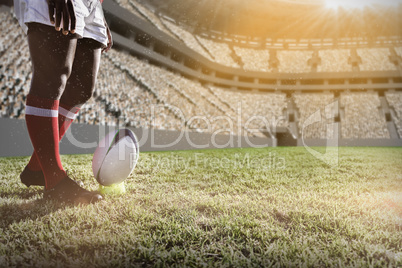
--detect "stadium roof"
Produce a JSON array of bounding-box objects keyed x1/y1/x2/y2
[{"x1": 143, "y1": 0, "x2": 402, "y2": 39}]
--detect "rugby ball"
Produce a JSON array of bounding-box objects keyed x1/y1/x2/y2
[{"x1": 92, "y1": 129, "x2": 139, "y2": 186}]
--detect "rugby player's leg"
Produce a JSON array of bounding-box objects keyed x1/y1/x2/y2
[
  {"x1": 24, "y1": 23, "x2": 76, "y2": 189},
  {"x1": 59, "y1": 38, "x2": 102, "y2": 131},
  {"x1": 22, "y1": 38, "x2": 102, "y2": 187}
]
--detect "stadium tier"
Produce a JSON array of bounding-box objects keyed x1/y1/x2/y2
[
  {"x1": 277, "y1": 50, "x2": 312, "y2": 73},
  {"x1": 340, "y1": 92, "x2": 390, "y2": 139},
  {"x1": 1, "y1": 2, "x2": 402, "y2": 142},
  {"x1": 357, "y1": 48, "x2": 398, "y2": 72},
  {"x1": 196, "y1": 36, "x2": 240, "y2": 68},
  {"x1": 111, "y1": 0, "x2": 401, "y2": 74},
  {"x1": 114, "y1": 0, "x2": 179, "y2": 41},
  {"x1": 233, "y1": 47, "x2": 272, "y2": 72},
  {"x1": 0, "y1": 11, "x2": 30, "y2": 120},
  {"x1": 385, "y1": 92, "x2": 402, "y2": 138},
  {"x1": 293, "y1": 93, "x2": 336, "y2": 139}
]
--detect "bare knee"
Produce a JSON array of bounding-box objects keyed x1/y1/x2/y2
[
  {"x1": 60, "y1": 39, "x2": 102, "y2": 106},
  {"x1": 30, "y1": 65, "x2": 73, "y2": 99}
]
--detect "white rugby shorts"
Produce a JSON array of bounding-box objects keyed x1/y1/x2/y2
[{"x1": 14, "y1": 0, "x2": 108, "y2": 46}]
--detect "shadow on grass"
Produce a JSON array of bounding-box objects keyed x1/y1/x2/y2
[
  {"x1": 0, "y1": 187, "x2": 42, "y2": 200},
  {"x1": 0, "y1": 189, "x2": 72, "y2": 228}
]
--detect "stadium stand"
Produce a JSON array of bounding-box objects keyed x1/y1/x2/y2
[
  {"x1": 293, "y1": 93, "x2": 335, "y2": 139},
  {"x1": 160, "y1": 18, "x2": 213, "y2": 60},
  {"x1": 0, "y1": 11, "x2": 30, "y2": 120},
  {"x1": 385, "y1": 92, "x2": 402, "y2": 138},
  {"x1": 125, "y1": 0, "x2": 178, "y2": 39},
  {"x1": 356, "y1": 48, "x2": 397, "y2": 71},
  {"x1": 317, "y1": 49, "x2": 352, "y2": 72},
  {"x1": 277, "y1": 50, "x2": 312, "y2": 73},
  {"x1": 112, "y1": 0, "x2": 402, "y2": 74},
  {"x1": 233, "y1": 47, "x2": 272, "y2": 72},
  {"x1": 1, "y1": 5, "x2": 401, "y2": 144},
  {"x1": 113, "y1": 0, "x2": 145, "y2": 21},
  {"x1": 102, "y1": 50, "x2": 186, "y2": 129},
  {"x1": 81, "y1": 54, "x2": 183, "y2": 129},
  {"x1": 103, "y1": 49, "x2": 255, "y2": 136},
  {"x1": 113, "y1": 0, "x2": 180, "y2": 40},
  {"x1": 196, "y1": 36, "x2": 240, "y2": 68},
  {"x1": 394, "y1": 46, "x2": 402, "y2": 58},
  {"x1": 340, "y1": 92, "x2": 390, "y2": 139},
  {"x1": 210, "y1": 86, "x2": 287, "y2": 137}
]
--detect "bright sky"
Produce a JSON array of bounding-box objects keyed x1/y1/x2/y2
[{"x1": 325, "y1": 0, "x2": 402, "y2": 9}]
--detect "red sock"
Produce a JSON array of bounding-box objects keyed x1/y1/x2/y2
[
  {"x1": 58, "y1": 103, "x2": 81, "y2": 139},
  {"x1": 26, "y1": 103, "x2": 80, "y2": 172},
  {"x1": 25, "y1": 94, "x2": 67, "y2": 189}
]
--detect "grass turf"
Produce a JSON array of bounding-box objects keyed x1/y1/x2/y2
[{"x1": 0, "y1": 147, "x2": 401, "y2": 267}]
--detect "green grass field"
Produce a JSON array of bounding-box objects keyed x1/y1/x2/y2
[{"x1": 0, "y1": 147, "x2": 401, "y2": 267}]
